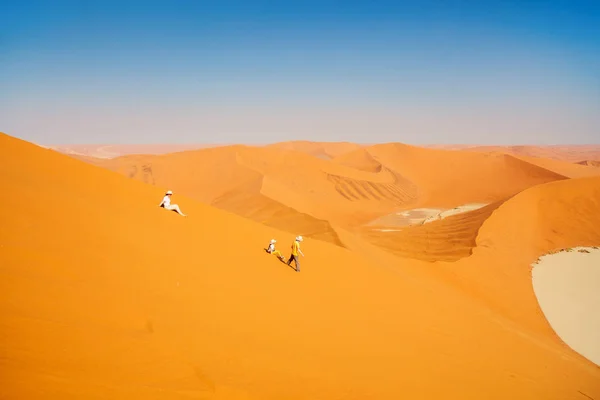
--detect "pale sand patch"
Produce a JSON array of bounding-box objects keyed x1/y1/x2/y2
[
  {"x1": 422, "y1": 203, "x2": 488, "y2": 224},
  {"x1": 532, "y1": 246, "x2": 600, "y2": 366},
  {"x1": 366, "y1": 204, "x2": 488, "y2": 228}
]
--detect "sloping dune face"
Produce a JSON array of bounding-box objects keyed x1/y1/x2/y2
[
  {"x1": 463, "y1": 145, "x2": 600, "y2": 163},
  {"x1": 352, "y1": 143, "x2": 570, "y2": 207},
  {"x1": 508, "y1": 155, "x2": 600, "y2": 178},
  {"x1": 265, "y1": 140, "x2": 363, "y2": 160},
  {"x1": 359, "y1": 201, "x2": 503, "y2": 262},
  {"x1": 2, "y1": 132, "x2": 600, "y2": 399},
  {"x1": 576, "y1": 160, "x2": 600, "y2": 167},
  {"x1": 331, "y1": 148, "x2": 383, "y2": 172},
  {"x1": 438, "y1": 176, "x2": 600, "y2": 338},
  {"x1": 50, "y1": 144, "x2": 218, "y2": 158}
]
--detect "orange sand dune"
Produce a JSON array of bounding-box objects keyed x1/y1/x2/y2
[
  {"x1": 359, "y1": 201, "x2": 503, "y2": 262},
  {"x1": 265, "y1": 140, "x2": 364, "y2": 159},
  {"x1": 433, "y1": 176, "x2": 600, "y2": 338},
  {"x1": 462, "y1": 145, "x2": 600, "y2": 163},
  {"x1": 338, "y1": 143, "x2": 569, "y2": 207},
  {"x1": 576, "y1": 160, "x2": 600, "y2": 167},
  {"x1": 2, "y1": 132, "x2": 600, "y2": 399},
  {"x1": 332, "y1": 147, "x2": 383, "y2": 172},
  {"x1": 502, "y1": 154, "x2": 600, "y2": 179},
  {"x1": 74, "y1": 142, "x2": 579, "y2": 237},
  {"x1": 50, "y1": 143, "x2": 225, "y2": 158},
  {"x1": 73, "y1": 145, "x2": 419, "y2": 232}
]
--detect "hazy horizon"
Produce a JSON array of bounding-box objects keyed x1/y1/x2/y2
[{"x1": 3, "y1": 0, "x2": 599, "y2": 145}]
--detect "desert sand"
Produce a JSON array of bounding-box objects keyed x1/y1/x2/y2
[
  {"x1": 424, "y1": 144, "x2": 600, "y2": 163},
  {"x1": 2, "y1": 131, "x2": 600, "y2": 399},
  {"x1": 532, "y1": 247, "x2": 600, "y2": 367},
  {"x1": 49, "y1": 144, "x2": 228, "y2": 158}
]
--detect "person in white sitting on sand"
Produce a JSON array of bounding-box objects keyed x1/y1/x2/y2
[{"x1": 159, "y1": 190, "x2": 186, "y2": 216}]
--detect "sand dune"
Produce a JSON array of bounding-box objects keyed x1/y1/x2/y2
[
  {"x1": 265, "y1": 140, "x2": 364, "y2": 160},
  {"x1": 432, "y1": 176, "x2": 600, "y2": 341},
  {"x1": 49, "y1": 143, "x2": 225, "y2": 158},
  {"x1": 2, "y1": 132, "x2": 600, "y2": 399},
  {"x1": 359, "y1": 201, "x2": 503, "y2": 262},
  {"x1": 576, "y1": 160, "x2": 600, "y2": 167},
  {"x1": 71, "y1": 142, "x2": 580, "y2": 240},
  {"x1": 331, "y1": 148, "x2": 383, "y2": 172},
  {"x1": 532, "y1": 247, "x2": 600, "y2": 366},
  {"x1": 506, "y1": 154, "x2": 600, "y2": 178},
  {"x1": 434, "y1": 145, "x2": 600, "y2": 163},
  {"x1": 337, "y1": 143, "x2": 570, "y2": 207}
]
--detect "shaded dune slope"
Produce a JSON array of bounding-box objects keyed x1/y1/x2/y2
[
  {"x1": 1, "y1": 133, "x2": 600, "y2": 399},
  {"x1": 576, "y1": 160, "x2": 600, "y2": 167},
  {"x1": 360, "y1": 201, "x2": 503, "y2": 262},
  {"x1": 211, "y1": 176, "x2": 345, "y2": 247}
]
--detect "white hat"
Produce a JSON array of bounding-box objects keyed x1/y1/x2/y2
[
  {"x1": 166, "y1": 190, "x2": 173, "y2": 195},
  {"x1": 296, "y1": 236, "x2": 303, "y2": 241},
  {"x1": 270, "y1": 239, "x2": 276, "y2": 244}
]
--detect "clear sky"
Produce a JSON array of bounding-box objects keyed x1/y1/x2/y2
[{"x1": 2, "y1": 0, "x2": 599, "y2": 145}]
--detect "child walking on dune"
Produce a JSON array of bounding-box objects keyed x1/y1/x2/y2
[
  {"x1": 159, "y1": 190, "x2": 186, "y2": 216},
  {"x1": 266, "y1": 239, "x2": 286, "y2": 262}
]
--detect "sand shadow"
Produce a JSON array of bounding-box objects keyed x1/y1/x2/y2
[{"x1": 264, "y1": 248, "x2": 297, "y2": 271}]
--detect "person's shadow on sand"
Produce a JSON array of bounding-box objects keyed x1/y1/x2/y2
[{"x1": 263, "y1": 248, "x2": 296, "y2": 271}]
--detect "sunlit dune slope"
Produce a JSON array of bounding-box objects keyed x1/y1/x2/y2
[
  {"x1": 436, "y1": 176, "x2": 600, "y2": 338},
  {"x1": 265, "y1": 140, "x2": 363, "y2": 159},
  {"x1": 359, "y1": 201, "x2": 503, "y2": 262},
  {"x1": 332, "y1": 147, "x2": 383, "y2": 172},
  {"x1": 474, "y1": 176, "x2": 600, "y2": 260},
  {"x1": 340, "y1": 143, "x2": 570, "y2": 207},
  {"x1": 507, "y1": 154, "x2": 600, "y2": 178},
  {"x1": 2, "y1": 132, "x2": 600, "y2": 398},
  {"x1": 463, "y1": 145, "x2": 600, "y2": 163},
  {"x1": 50, "y1": 143, "x2": 219, "y2": 158}
]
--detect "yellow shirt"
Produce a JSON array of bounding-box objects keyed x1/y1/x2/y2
[{"x1": 291, "y1": 240, "x2": 300, "y2": 256}]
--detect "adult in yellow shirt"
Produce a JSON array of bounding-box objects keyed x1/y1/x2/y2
[{"x1": 287, "y1": 236, "x2": 304, "y2": 272}]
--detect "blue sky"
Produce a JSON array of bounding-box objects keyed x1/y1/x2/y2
[{"x1": 2, "y1": 0, "x2": 599, "y2": 144}]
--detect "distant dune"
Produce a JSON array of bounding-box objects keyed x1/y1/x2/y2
[
  {"x1": 66, "y1": 141, "x2": 600, "y2": 252},
  {"x1": 431, "y1": 144, "x2": 600, "y2": 163},
  {"x1": 264, "y1": 140, "x2": 364, "y2": 160},
  {"x1": 2, "y1": 131, "x2": 600, "y2": 399},
  {"x1": 49, "y1": 143, "x2": 229, "y2": 158},
  {"x1": 576, "y1": 160, "x2": 600, "y2": 167}
]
